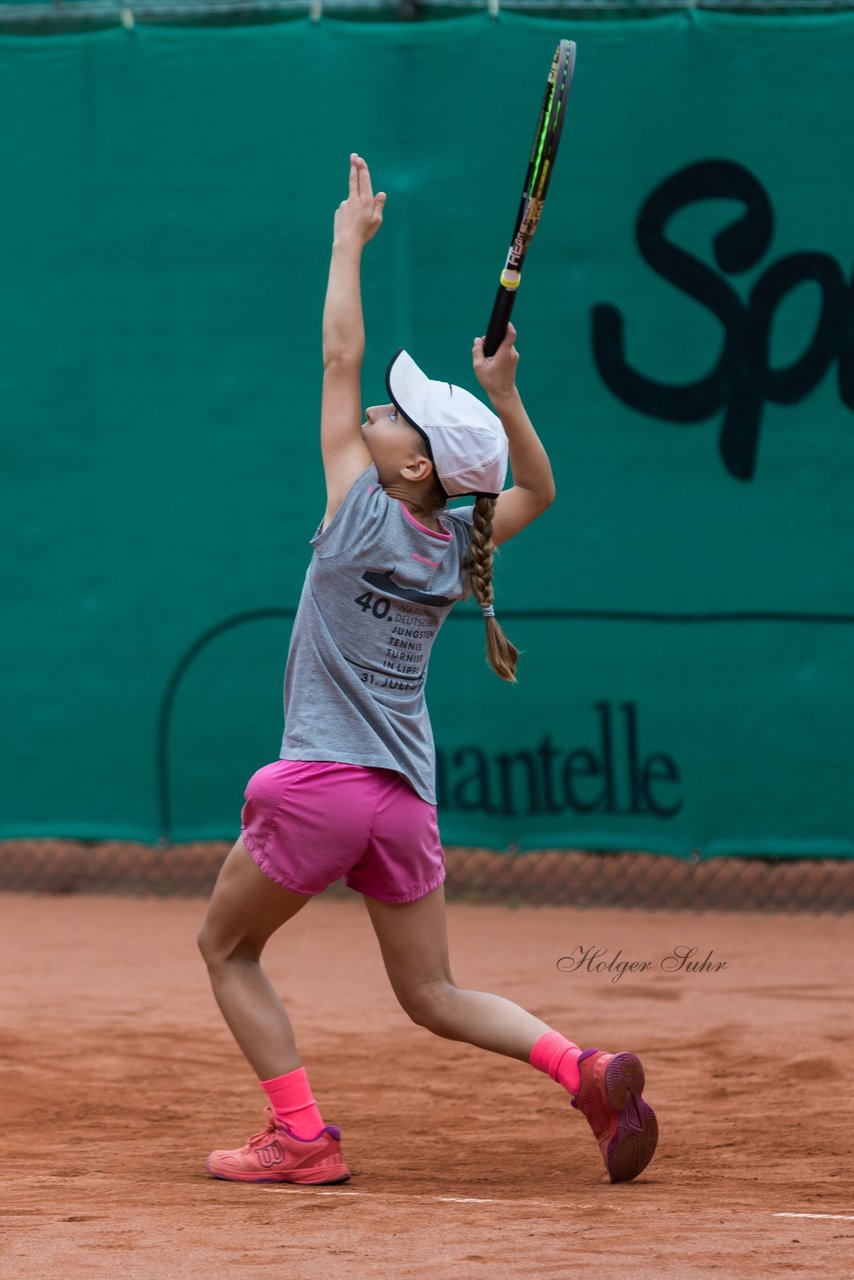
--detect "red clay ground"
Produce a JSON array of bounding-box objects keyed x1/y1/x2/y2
[{"x1": 2, "y1": 892, "x2": 853, "y2": 1279}]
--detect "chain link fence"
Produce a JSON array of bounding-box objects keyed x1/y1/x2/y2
[
  {"x1": 2, "y1": 839, "x2": 852, "y2": 911},
  {"x1": 1, "y1": 0, "x2": 851, "y2": 37}
]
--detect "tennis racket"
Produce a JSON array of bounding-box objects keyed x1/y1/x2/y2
[{"x1": 483, "y1": 39, "x2": 575, "y2": 356}]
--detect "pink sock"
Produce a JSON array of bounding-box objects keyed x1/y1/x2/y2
[
  {"x1": 262, "y1": 1067, "x2": 326, "y2": 1139},
  {"x1": 530, "y1": 1031, "x2": 583, "y2": 1097}
]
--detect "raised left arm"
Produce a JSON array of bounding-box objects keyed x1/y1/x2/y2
[{"x1": 320, "y1": 154, "x2": 386, "y2": 527}]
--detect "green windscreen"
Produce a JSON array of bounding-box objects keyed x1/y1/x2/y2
[{"x1": 2, "y1": 11, "x2": 852, "y2": 857}]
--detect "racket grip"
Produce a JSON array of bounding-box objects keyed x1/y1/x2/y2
[{"x1": 483, "y1": 285, "x2": 517, "y2": 357}]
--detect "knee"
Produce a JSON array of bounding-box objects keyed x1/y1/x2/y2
[
  {"x1": 401, "y1": 980, "x2": 458, "y2": 1034},
  {"x1": 197, "y1": 922, "x2": 259, "y2": 970},
  {"x1": 197, "y1": 922, "x2": 221, "y2": 969}
]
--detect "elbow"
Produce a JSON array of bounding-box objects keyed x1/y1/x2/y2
[
  {"x1": 539, "y1": 481, "x2": 556, "y2": 510},
  {"x1": 516, "y1": 481, "x2": 555, "y2": 514},
  {"x1": 323, "y1": 349, "x2": 363, "y2": 373}
]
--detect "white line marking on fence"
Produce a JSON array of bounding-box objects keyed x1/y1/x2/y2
[{"x1": 774, "y1": 1212, "x2": 854, "y2": 1222}]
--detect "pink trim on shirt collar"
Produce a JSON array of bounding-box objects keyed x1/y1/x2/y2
[{"x1": 397, "y1": 500, "x2": 452, "y2": 542}]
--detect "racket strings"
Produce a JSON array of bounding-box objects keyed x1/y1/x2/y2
[
  {"x1": 518, "y1": 41, "x2": 572, "y2": 245},
  {"x1": 486, "y1": 38, "x2": 574, "y2": 348}
]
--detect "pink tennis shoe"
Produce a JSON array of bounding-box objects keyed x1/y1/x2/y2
[
  {"x1": 206, "y1": 1107, "x2": 351, "y2": 1185},
  {"x1": 571, "y1": 1048, "x2": 658, "y2": 1183}
]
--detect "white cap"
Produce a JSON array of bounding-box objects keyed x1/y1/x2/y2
[{"x1": 386, "y1": 348, "x2": 509, "y2": 499}]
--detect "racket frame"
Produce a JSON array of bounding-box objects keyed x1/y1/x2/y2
[{"x1": 483, "y1": 39, "x2": 575, "y2": 357}]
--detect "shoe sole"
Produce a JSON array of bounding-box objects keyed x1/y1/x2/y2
[
  {"x1": 205, "y1": 1159, "x2": 351, "y2": 1185},
  {"x1": 601, "y1": 1052, "x2": 659, "y2": 1184}
]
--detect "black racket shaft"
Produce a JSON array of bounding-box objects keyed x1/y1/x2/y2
[{"x1": 484, "y1": 285, "x2": 519, "y2": 359}]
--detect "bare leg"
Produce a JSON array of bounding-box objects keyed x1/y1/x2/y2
[
  {"x1": 363, "y1": 885, "x2": 556, "y2": 1062},
  {"x1": 197, "y1": 837, "x2": 313, "y2": 1081},
  {"x1": 363, "y1": 884, "x2": 661, "y2": 1185}
]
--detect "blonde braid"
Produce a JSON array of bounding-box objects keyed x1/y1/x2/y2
[{"x1": 469, "y1": 496, "x2": 520, "y2": 683}]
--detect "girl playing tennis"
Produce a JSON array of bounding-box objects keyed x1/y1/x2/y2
[{"x1": 198, "y1": 154, "x2": 658, "y2": 1187}]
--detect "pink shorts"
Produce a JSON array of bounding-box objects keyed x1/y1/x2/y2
[{"x1": 239, "y1": 759, "x2": 445, "y2": 904}]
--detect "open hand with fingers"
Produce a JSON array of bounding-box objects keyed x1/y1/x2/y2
[{"x1": 334, "y1": 153, "x2": 387, "y2": 249}]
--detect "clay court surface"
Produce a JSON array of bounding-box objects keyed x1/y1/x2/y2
[{"x1": 2, "y1": 887, "x2": 853, "y2": 1279}]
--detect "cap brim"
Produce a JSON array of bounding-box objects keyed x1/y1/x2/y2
[
  {"x1": 385, "y1": 348, "x2": 447, "y2": 495},
  {"x1": 385, "y1": 348, "x2": 428, "y2": 433}
]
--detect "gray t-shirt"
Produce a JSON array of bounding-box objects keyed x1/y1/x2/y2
[{"x1": 279, "y1": 464, "x2": 475, "y2": 803}]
